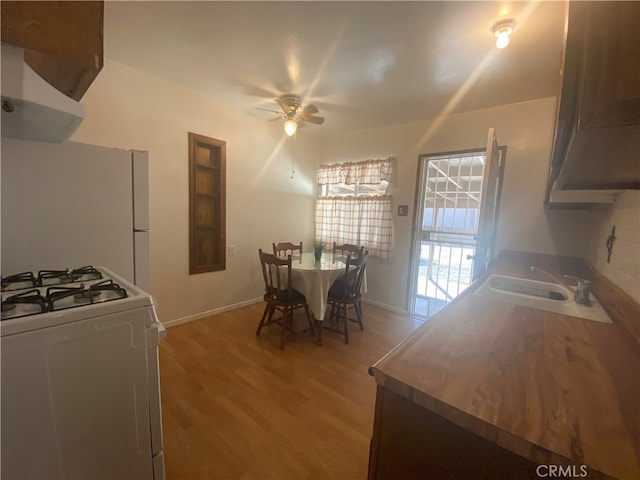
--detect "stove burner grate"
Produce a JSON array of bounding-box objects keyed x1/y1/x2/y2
[
  {"x1": 71, "y1": 266, "x2": 103, "y2": 282},
  {"x1": 1, "y1": 303, "x2": 16, "y2": 313},
  {"x1": 89, "y1": 279, "x2": 128, "y2": 299},
  {"x1": 38, "y1": 269, "x2": 74, "y2": 287},
  {"x1": 2, "y1": 266, "x2": 103, "y2": 291},
  {"x1": 1, "y1": 272, "x2": 37, "y2": 292},
  {"x1": 47, "y1": 285, "x2": 86, "y2": 311},
  {"x1": 1, "y1": 289, "x2": 48, "y2": 320},
  {"x1": 48, "y1": 280, "x2": 127, "y2": 312},
  {"x1": 1, "y1": 268, "x2": 130, "y2": 320},
  {"x1": 73, "y1": 289, "x2": 103, "y2": 303}
]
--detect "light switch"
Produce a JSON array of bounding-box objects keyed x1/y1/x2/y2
[
  {"x1": 228, "y1": 245, "x2": 236, "y2": 256},
  {"x1": 397, "y1": 205, "x2": 409, "y2": 216}
]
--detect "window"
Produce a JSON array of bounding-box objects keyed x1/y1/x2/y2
[
  {"x1": 315, "y1": 158, "x2": 394, "y2": 259},
  {"x1": 321, "y1": 180, "x2": 389, "y2": 197},
  {"x1": 189, "y1": 132, "x2": 226, "y2": 274}
]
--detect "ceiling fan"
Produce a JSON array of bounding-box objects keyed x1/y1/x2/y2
[{"x1": 258, "y1": 94, "x2": 325, "y2": 136}]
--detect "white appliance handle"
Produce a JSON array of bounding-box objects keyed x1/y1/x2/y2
[
  {"x1": 147, "y1": 321, "x2": 166, "y2": 347},
  {"x1": 146, "y1": 310, "x2": 165, "y2": 467}
]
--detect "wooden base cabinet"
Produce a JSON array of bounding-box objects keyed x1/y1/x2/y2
[{"x1": 367, "y1": 386, "x2": 537, "y2": 480}]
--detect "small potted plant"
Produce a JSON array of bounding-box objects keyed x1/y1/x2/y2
[{"x1": 314, "y1": 240, "x2": 326, "y2": 262}]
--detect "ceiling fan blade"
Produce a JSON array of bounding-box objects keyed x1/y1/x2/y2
[
  {"x1": 302, "y1": 115, "x2": 325, "y2": 125},
  {"x1": 256, "y1": 107, "x2": 283, "y2": 114},
  {"x1": 302, "y1": 104, "x2": 319, "y2": 115}
]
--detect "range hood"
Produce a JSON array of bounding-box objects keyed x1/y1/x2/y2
[{"x1": 1, "y1": 43, "x2": 85, "y2": 143}]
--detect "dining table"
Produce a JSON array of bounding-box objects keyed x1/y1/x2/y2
[{"x1": 289, "y1": 252, "x2": 348, "y2": 345}]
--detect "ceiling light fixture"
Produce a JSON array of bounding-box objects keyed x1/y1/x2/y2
[
  {"x1": 284, "y1": 118, "x2": 297, "y2": 136},
  {"x1": 493, "y1": 20, "x2": 514, "y2": 49}
]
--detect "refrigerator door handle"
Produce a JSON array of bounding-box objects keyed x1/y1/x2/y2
[
  {"x1": 131, "y1": 150, "x2": 150, "y2": 231},
  {"x1": 134, "y1": 231, "x2": 150, "y2": 292}
]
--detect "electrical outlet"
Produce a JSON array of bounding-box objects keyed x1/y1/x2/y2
[{"x1": 228, "y1": 245, "x2": 236, "y2": 256}]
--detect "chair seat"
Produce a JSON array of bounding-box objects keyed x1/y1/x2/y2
[
  {"x1": 264, "y1": 288, "x2": 307, "y2": 304},
  {"x1": 328, "y1": 283, "x2": 359, "y2": 301}
]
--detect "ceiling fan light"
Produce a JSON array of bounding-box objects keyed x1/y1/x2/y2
[
  {"x1": 493, "y1": 21, "x2": 513, "y2": 49},
  {"x1": 495, "y1": 31, "x2": 510, "y2": 49},
  {"x1": 284, "y1": 119, "x2": 297, "y2": 136}
]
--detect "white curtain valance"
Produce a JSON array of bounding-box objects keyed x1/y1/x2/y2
[{"x1": 317, "y1": 157, "x2": 395, "y2": 185}]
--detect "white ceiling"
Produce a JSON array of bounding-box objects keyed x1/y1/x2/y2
[{"x1": 104, "y1": 1, "x2": 566, "y2": 137}]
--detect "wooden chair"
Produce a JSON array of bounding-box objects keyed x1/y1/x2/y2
[
  {"x1": 273, "y1": 241, "x2": 303, "y2": 258},
  {"x1": 332, "y1": 242, "x2": 365, "y2": 258},
  {"x1": 326, "y1": 252, "x2": 368, "y2": 344},
  {"x1": 257, "y1": 248, "x2": 316, "y2": 349}
]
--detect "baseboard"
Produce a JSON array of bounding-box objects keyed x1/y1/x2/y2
[
  {"x1": 163, "y1": 297, "x2": 263, "y2": 328},
  {"x1": 164, "y1": 297, "x2": 409, "y2": 328},
  {"x1": 361, "y1": 298, "x2": 408, "y2": 315}
]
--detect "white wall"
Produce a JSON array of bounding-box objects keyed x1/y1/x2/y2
[
  {"x1": 72, "y1": 59, "x2": 319, "y2": 324},
  {"x1": 70, "y1": 66, "x2": 607, "y2": 320},
  {"x1": 320, "y1": 97, "x2": 594, "y2": 312},
  {"x1": 586, "y1": 191, "x2": 640, "y2": 303}
]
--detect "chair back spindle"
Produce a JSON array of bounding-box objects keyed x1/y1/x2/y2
[
  {"x1": 273, "y1": 241, "x2": 303, "y2": 258},
  {"x1": 332, "y1": 242, "x2": 365, "y2": 259}
]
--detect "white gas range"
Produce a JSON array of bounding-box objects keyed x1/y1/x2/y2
[{"x1": 1, "y1": 265, "x2": 166, "y2": 479}]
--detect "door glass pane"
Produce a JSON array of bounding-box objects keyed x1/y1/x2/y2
[
  {"x1": 415, "y1": 240, "x2": 475, "y2": 318},
  {"x1": 423, "y1": 154, "x2": 485, "y2": 235},
  {"x1": 413, "y1": 151, "x2": 485, "y2": 319}
]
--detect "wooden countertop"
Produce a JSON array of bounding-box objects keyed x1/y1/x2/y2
[{"x1": 369, "y1": 251, "x2": 640, "y2": 479}]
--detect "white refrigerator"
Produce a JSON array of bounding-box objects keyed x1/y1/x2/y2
[{"x1": 1, "y1": 137, "x2": 150, "y2": 291}]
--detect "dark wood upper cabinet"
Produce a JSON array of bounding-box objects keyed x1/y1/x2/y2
[
  {"x1": 1, "y1": 1, "x2": 104, "y2": 100},
  {"x1": 547, "y1": 1, "x2": 640, "y2": 202},
  {"x1": 577, "y1": 2, "x2": 640, "y2": 130},
  {"x1": 189, "y1": 133, "x2": 226, "y2": 274}
]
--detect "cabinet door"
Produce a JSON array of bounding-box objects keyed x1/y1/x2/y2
[
  {"x1": 1, "y1": 1, "x2": 104, "y2": 100},
  {"x1": 578, "y1": 1, "x2": 640, "y2": 129},
  {"x1": 546, "y1": 1, "x2": 640, "y2": 199},
  {"x1": 368, "y1": 387, "x2": 537, "y2": 479}
]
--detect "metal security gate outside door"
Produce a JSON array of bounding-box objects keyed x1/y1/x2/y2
[{"x1": 409, "y1": 129, "x2": 504, "y2": 319}]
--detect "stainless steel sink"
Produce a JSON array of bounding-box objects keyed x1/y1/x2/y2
[{"x1": 474, "y1": 274, "x2": 613, "y2": 323}]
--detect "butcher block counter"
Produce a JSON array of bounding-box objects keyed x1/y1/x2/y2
[{"x1": 368, "y1": 251, "x2": 640, "y2": 480}]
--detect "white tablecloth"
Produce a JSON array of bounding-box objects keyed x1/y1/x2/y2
[{"x1": 289, "y1": 252, "x2": 346, "y2": 321}]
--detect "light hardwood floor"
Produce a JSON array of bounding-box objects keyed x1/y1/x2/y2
[{"x1": 159, "y1": 302, "x2": 423, "y2": 479}]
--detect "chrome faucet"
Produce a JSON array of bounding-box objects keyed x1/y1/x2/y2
[
  {"x1": 529, "y1": 266, "x2": 591, "y2": 306},
  {"x1": 563, "y1": 275, "x2": 591, "y2": 306},
  {"x1": 529, "y1": 266, "x2": 564, "y2": 285}
]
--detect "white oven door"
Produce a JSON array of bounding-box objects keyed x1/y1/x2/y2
[{"x1": 1, "y1": 309, "x2": 154, "y2": 479}]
